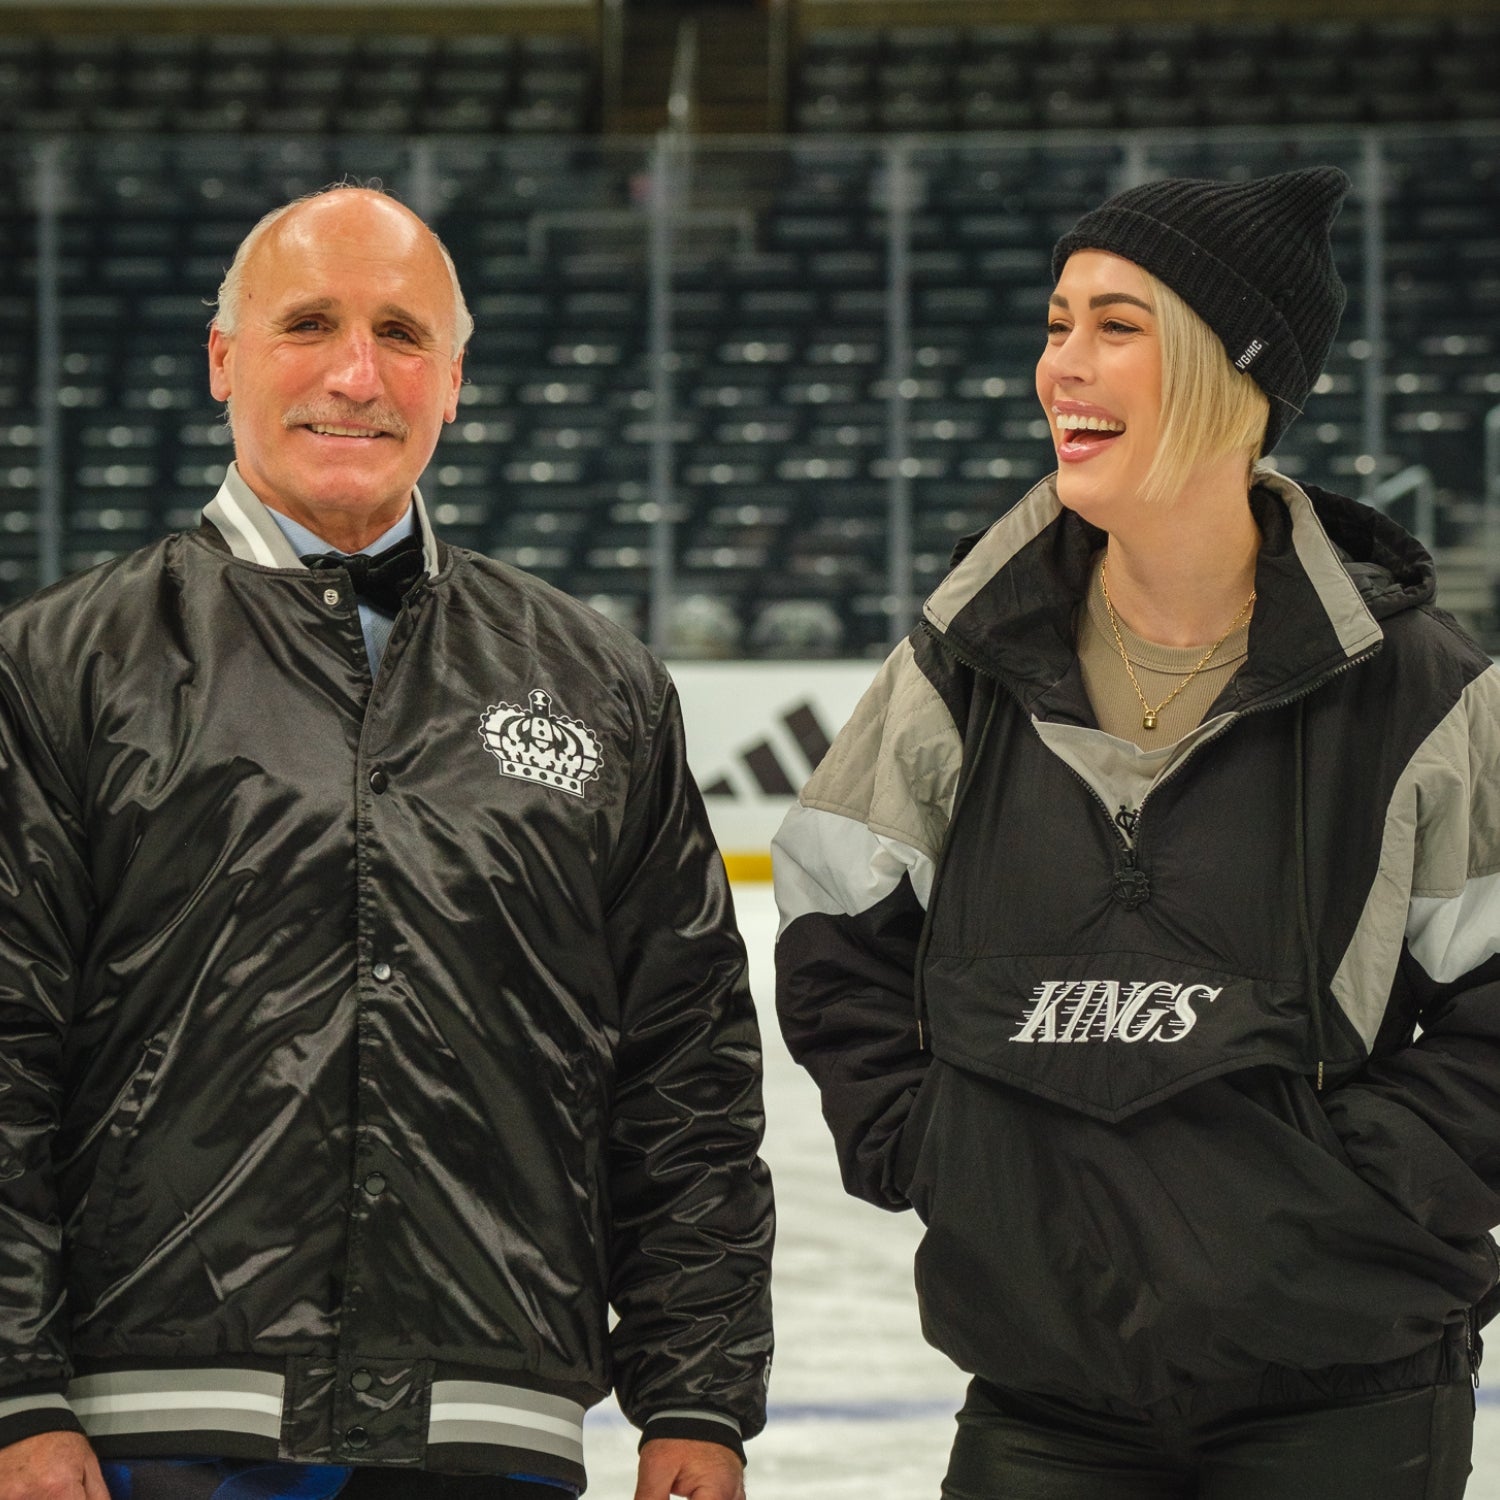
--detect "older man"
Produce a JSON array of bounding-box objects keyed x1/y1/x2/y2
[{"x1": 0, "y1": 187, "x2": 773, "y2": 1500}]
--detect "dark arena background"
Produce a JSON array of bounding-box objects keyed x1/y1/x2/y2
[
  {"x1": 1, "y1": 0, "x2": 1497, "y2": 658},
  {"x1": 2, "y1": 0, "x2": 1499, "y2": 1492}
]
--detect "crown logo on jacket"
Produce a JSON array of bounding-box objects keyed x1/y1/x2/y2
[{"x1": 479, "y1": 689, "x2": 603, "y2": 798}]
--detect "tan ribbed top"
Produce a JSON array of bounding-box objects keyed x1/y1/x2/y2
[{"x1": 1077, "y1": 553, "x2": 1251, "y2": 750}]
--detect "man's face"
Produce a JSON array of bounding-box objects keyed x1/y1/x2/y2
[{"x1": 208, "y1": 191, "x2": 464, "y2": 544}]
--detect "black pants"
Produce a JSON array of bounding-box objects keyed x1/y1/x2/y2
[
  {"x1": 343, "y1": 1475, "x2": 560, "y2": 1498},
  {"x1": 942, "y1": 1377, "x2": 1475, "y2": 1500},
  {"x1": 343, "y1": 1475, "x2": 559, "y2": 1498}
]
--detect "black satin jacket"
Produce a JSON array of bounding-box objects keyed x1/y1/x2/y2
[{"x1": 0, "y1": 478, "x2": 773, "y2": 1487}]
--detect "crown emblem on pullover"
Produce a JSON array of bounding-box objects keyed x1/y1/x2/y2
[{"x1": 479, "y1": 689, "x2": 602, "y2": 797}]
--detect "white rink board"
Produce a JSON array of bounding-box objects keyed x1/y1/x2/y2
[{"x1": 669, "y1": 659, "x2": 876, "y2": 855}]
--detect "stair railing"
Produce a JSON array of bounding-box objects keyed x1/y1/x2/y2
[
  {"x1": 1371, "y1": 464, "x2": 1436, "y2": 551},
  {"x1": 599, "y1": 0, "x2": 625, "y2": 132},
  {"x1": 1486, "y1": 404, "x2": 1500, "y2": 565},
  {"x1": 768, "y1": 0, "x2": 791, "y2": 132},
  {"x1": 667, "y1": 17, "x2": 699, "y2": 138}
]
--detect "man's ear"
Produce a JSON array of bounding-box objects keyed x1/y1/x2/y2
[
  {"x1": 444, "y1": 350, "x2": 465, "y2": 424},
  {"x1": 207, "y1": 323, "x2": 234, "y2": 403}
]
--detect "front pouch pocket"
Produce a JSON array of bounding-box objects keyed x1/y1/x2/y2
[
  {"x1": 922, "y1": 948, "x2": 1317, "y2": 1123},
  {"x1": 909, "y1": 1058, "x2": 1496, "y2": 1405},
  {"x1": 1226, "y1": 1066, "x2": 1353, "y2": 1164}
]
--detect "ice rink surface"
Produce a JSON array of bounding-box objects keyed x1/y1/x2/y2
[{"x1": 580, "y1": 883, "x2": 1500, "y2": 1498}]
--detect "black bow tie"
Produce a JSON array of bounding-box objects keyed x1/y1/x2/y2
[{"x1": 302, "y1": 533, "x2": 425, "y2": 613}]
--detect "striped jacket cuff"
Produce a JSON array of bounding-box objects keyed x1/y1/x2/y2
[
  {"x1": 0, "y1": 1387, "x2": 83, "y2": 1450},
  {"x1": 639, "y1": 1408, "x2": 746, "y2": 1463}
]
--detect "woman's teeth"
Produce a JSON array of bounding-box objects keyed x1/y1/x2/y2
[{"x1": 1055, "y1": 414, "x2": 1125, "y2": 433}]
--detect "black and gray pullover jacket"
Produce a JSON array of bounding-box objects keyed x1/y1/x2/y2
[{"x1": 774, "y1": 469, "x2": 1500, "y2": 1408}]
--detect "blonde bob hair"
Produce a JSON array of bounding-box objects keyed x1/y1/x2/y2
[{"x1": 1137, "y1": 268, "x2": 1271, "y2": 508}]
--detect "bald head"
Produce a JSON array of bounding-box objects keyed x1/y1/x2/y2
[{"x1": 214, "y1": 185, "x2": 474, "y2": 358}]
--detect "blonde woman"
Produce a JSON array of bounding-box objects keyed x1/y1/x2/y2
[{"x1": 774, "y1": 169, "x2": 1500, "y2": 1497}]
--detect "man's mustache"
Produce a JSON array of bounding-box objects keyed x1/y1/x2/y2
[{"x1": 281, "y1": 403, "x2": 410, "y2": 440}]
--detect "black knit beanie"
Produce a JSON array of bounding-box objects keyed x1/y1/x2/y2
[{"x1": 1051, "y1": 167, "x2": 1351, "y2": 452}]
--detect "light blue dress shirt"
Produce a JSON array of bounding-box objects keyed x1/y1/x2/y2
[{"x1": 267, "y1": 506, "x2": 418, "y2": 673}]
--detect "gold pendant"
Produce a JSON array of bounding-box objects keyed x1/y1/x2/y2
[{"x1": 1142, "y1": 710, "x2": 1159, "y2": 730}]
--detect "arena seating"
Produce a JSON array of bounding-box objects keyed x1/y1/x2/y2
[
  {"x1": 0, "y1": 32, "x2": 596, "y2": 136},
  {"x1": 1, "y1": 18, "x2": 1497, "y2": 653},
  {"x1": 793, "y1": 17, "x2": 1500, "y2": 135}
]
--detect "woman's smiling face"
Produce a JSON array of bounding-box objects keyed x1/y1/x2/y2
[{"x1": 1035, "y1": 250, "x2": 1164, "y2": 523}]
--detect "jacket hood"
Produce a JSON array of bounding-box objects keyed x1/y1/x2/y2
[
  {"x1": 923, "y1": 469, "x2": 1421, "y2": 716},
  {"x1": 1301, "y1": 479, "x2": 1437, "y2": 622}
]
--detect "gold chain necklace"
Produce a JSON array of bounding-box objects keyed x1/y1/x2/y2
[{"x1": 1100, "y1": 558, "x2": 1256, "y2": 732}]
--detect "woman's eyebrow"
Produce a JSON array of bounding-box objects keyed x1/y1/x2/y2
[{"x1": 1047, "y1": 292, "x2": 1154, "y2": 312}]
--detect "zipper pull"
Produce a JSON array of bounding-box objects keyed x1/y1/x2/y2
[{"x1": 1110, "y1": 849, "x2": 1151, "y2": 909}]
